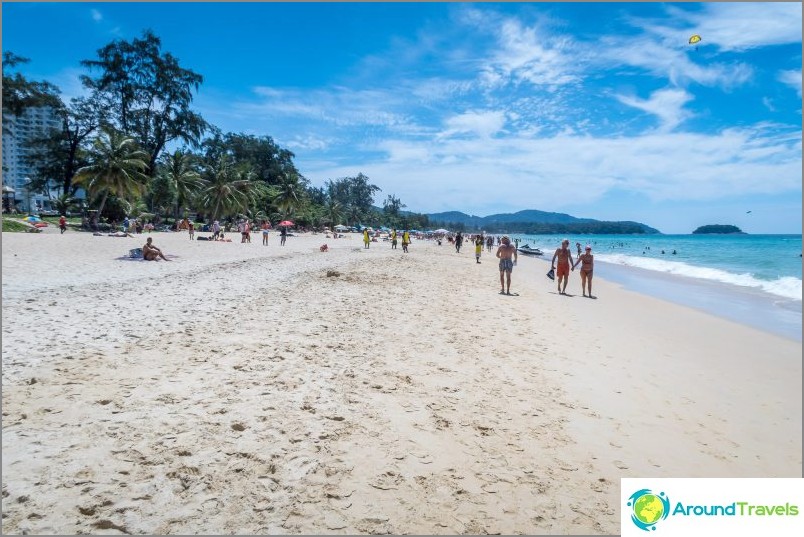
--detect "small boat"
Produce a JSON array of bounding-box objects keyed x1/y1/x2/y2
[{"x1": 517, "y1": 244, "x2": 543, "y2": 256}]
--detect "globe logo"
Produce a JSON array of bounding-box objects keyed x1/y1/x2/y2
[{"x1": 627, "y1": 489, "x2": 670, "y2": 531}]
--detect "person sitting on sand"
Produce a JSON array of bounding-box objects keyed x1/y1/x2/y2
[
  {"x1": 496, "y1": 236, "x2": 518, "y2": 295},
  {"x1": 143, "y1": 237, "x2": 169, "y2": 261},
  {"x1": 573, "y1": 245, "x2": 595, "y2": 298},
  {"x1": 320, "y1": 244, "x2": 328, "y2": 252}
]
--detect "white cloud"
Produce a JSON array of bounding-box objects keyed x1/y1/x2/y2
[
  {"x1": 301, "y1": 124, "x2": 801, "y2": 216},
  {"x1": 245, "y1": 86, "x2": 412, "y2": 129},
  {"x1": 91, "y1": 9, "x2": 102, "y2": 22},
  {"x1": 594, "y1": 34, "x2": 754, "y2": 89},
  {"x1": 481, "y1": 16, "x2": 581, "y2": 90},
  {"x1": 441, "y1": 110, "x2": 506, "y2": 138},
  {"x1": 684, "y1": 3, "x2": 802, "y2": 52},
  {"x1": 616, "y1": 88, "x2": 694, "y2": 132},
  {"x1": 777, "y1": 69, "x2": 802, "y2": 97}
]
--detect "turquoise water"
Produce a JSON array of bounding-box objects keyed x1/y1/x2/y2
[{"x1": 509, "y1": 234, "x2": 802, "y2": 302}]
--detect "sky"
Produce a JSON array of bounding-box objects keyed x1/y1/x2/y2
[{"x1": 3, "y1": 2, "x2": 802, "y2": 234}]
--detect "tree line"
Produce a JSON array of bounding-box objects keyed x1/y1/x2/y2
[
  {"x1": 2, "y1": 31, "x2": 432, "y2": 231},
  {"x1": 428, "y1": 219, "x2": 658, "y2": 234}
]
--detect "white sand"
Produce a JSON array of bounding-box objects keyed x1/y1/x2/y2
[{"x1": 2, "y1": 228, "x2": 801, "y2": 534}]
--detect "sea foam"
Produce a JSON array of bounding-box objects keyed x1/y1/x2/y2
[{"x1": 597, "y1": 254, "x2": 803, "y2": 302}]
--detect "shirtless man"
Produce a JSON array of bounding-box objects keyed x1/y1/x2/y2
[
  {"x1": 495, "y1": 236, "x2": 518, "y2": 295},
  {"x1": 573, "y1": 245, "x2": 594, "y2": 298},
  {"x1": 551, "y1": 239, "x2": 575, "y2": 295},
  {"x1": 143, "y1": 237, "x2": 169, "y2": 261}
]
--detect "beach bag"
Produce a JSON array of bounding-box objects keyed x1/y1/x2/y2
[
  {"x1": 129, "y1": 248, "x2": 143, "y2": 259},
  {"x1": 546, "y1": 268, "x2": 555, "y2": 280}
]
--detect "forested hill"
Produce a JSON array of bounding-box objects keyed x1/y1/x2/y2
[
  {"x1": 426, "y1": 210, "x2": 660, "y2": 234},
  {"x1": 692, "y1": 224, "x2": 745, "y2": 234}
]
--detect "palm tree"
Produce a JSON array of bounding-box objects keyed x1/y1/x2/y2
[
  {"x1": 271, "y1": 172, "x2": 305, "y2": 218},
  {"x1": 52, "y1": 192, "x2": 78, "y2": 216},
  {"x1": 325, "y1": 196, "x2": 344, "y2": 229},
  {"x1": 159, "y1": 149, "x2": 203, "y2": 221},
  {"x1": 199, "y1": 155, "x2": 265, "y2": 222},
  {"x1": 73, "y1": 127, "x2": 149, "y2": 225}
]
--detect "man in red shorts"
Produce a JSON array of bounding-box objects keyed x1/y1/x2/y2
[{"x1": 551, "y1": 239, "x2": 575, "y2": 295}]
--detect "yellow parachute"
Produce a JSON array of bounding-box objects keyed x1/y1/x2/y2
[{"x1": 688, "y1": 34, "x2": 702, "y2": 45}]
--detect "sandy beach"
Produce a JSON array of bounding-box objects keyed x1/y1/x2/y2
[{"x1": 2, "y1": 228, "x2": 801, "y2": 534}]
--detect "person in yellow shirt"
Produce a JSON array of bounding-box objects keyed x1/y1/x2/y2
[{"x1": 402, "y1": 230, "x2": 410, "y2": 253}]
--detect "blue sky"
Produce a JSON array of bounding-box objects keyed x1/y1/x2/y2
[{"x1": 3, "y1": 2, "x2": 801, "y2": 233}]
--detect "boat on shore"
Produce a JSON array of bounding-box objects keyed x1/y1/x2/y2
[{"x1": 517, "y1": 244, "x2": 543, "y2": 256}]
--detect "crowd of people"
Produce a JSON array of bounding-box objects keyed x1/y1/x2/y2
[{"x1": 65, "y1": 214, "x2": 598, "y2": 296}]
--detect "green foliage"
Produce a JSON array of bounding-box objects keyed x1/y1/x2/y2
[
  {"x1": 73, "y1": 127, "x2": 150, "y2": 224},
  {"x1": 692, "y1": 224, "x2": 743, "y2": 234},
  {"x1": 51, "y1": 193, "x2": 79, "y2": 215},
  {"x1": 199, "y1": 154, "x2": 267, "y2": 221},
  {"x1": 2, "y1": 218, "x2": 32, "y2": 232},
  {"x1": 2, "y1": 52, "x2": 61, "y2": 122},
  {"x1": 427, "y1": 218, "x2": 657, "y2": 234},
  {"x1": 80, "y1": 30, "x2": 207, "y2": 176}
]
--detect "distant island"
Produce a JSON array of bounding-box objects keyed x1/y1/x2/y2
[
  {"x1": 692, "y1": 224, "x2": 745, "y2": 234},
  {"x1": 424, "y1": 209, "x2": 660, "y2": 235}
]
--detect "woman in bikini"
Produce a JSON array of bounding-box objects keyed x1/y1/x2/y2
[{"x1": 573, "y1": 245, "x2": 594, "y2": 298}]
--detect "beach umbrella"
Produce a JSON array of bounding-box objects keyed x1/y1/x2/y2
[
  {"x1": 432, "y1": 228, "x2": 450, "y2": 234},
  {"x1": 278, "y1": 220, "x2": 294, "y2": 227}
]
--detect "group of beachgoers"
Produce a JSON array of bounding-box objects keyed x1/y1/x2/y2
[
  {"x1": 447, "y1": 233, "x2": 595, "y2": 298},
  {"x1": 94, "y1": 217, "x2": 596, "y2": 295},
  {"x1": 364, "y1": 228, "x2": 411, "y2": 253}
]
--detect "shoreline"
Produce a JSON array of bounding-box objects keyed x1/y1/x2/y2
[
  {"x1": 519, "y1": 255, "x2": 802, "y2": 342},
  {"x1": 2, "y1": 231, "x2": 801, "y2": 534}
]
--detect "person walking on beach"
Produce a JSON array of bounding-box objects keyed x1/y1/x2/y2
[
  {"x1": 58, "y1": 214, "x2": 67, "y2": 234},
  {"x1": 212, "y1": 220, "x2": 221, "y2": 240},
  {"x1": 496, "y1": 236, "x2": 518, "y2": 295},
  {"x1": 261, "y1": 220, "x2": 270, "y2": 245},
  {"x1": 280, "y1": 226, "x2": 287, "y2": 246},
  {"x1": 142, "y1": 237, "x2": 170, "y2": 261},
  {"x1": 573, "y1": 245, "x2": 595, "y2": 298},
  {"x1": 238, "y1": 220, "x2": 246, "y2": 243},
  {"x1": 486, "y1": 235, "x2": 494, "y2": 252},
  {"x1": 551, "y1": 239, "x2": 575, "y2": 295},
  {"x1": 402, "y1": 230, "x2": 410, "y2": 253},
  {"x1": 455, "y1": 231, "x2": 464, "y2": 253},
  {"x1": 363, "y1": 228, "x2": 370, "y2": 249},
  {"x1": 475, "y1": 236, "x2": 483, "y2": 264},
  {"x1": 391, "y1": 229, "x2": 398, "y2": 249},
  {"x1": 188, "y1": 220, "x2": 194, "y2": 240}
]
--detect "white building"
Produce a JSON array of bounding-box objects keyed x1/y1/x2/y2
[{"x1": 2, "y1": 106, "x2": 62, "y2": 213}]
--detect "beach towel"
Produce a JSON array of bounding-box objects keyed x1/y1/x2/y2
[{"x1": 546, "y1": 268, "x2": 555, "y2": 280}]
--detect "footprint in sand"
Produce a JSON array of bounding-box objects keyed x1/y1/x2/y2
[{"x1": 368, "y1": 471, "x2": 404, "y2": 490}]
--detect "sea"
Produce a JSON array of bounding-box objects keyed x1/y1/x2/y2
[{"x1": 508, "y1": 233, "x2": 803, "y2": 341}]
